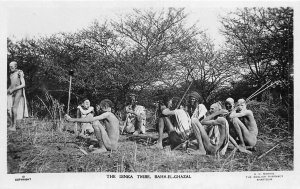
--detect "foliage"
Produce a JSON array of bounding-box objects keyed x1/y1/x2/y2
[{"x1": 220, "y1": 7, "x2": 293, "y2": 85}]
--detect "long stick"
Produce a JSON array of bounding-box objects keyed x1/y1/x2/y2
[
  {"x1": 247, "y1": 80, "x2": 271, "y2": 101},
  {"x1": 67, "y1": 75, "x2": 72, "y2": 114},
  {"x1": 175, "y1": 80, "x2": 193, "y2": 140},
  {"x1": 246, "y1": 80, "x2": 280, "y2": 102},
  {"x1": 176, "y1": 80, "x2": 193, "y2": 109},
  {"x1": 247, "y1": 82, "x2": 277, "y2": 101},
  {"x1": 257, "y1": 143, "x2": 279, "y2": 160}
]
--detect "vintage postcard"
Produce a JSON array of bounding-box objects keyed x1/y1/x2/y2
[{"x1": 0, "y1": 0, "x2": 299, "y2": 188}]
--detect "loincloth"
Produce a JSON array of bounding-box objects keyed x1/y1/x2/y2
[{"x1": 207, "y1": 121, "x2": 229, "y2": 155}]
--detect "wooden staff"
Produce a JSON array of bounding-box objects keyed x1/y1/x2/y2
[
  {"x1": 176, "y1": 80, "x2": 193, "y2": 109},
  {"x1": 67, "y1": 70, "x2": 74, "y2": 115},
  {"x1": 175, "y1": 79, "x2": 194, "y2": 140}
]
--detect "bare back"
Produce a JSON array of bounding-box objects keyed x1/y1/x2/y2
[{"x1": 99, "y1": 112, "x2": 120, "y2": 144}]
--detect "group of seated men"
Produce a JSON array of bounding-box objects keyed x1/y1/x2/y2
[{"x1": 65, "y1": 91, "x2": 258, "y2": 155}]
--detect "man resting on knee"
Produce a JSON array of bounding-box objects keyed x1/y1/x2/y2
[
  {"x1": 65, "y1": 99, "x2": 119, "y2": 153},
  {"x1": 191, "y1": 103, "x2": 229, "y2": 155},
  {"x1": 152, "y1": 96, "x2": 191, "y2": 150}
]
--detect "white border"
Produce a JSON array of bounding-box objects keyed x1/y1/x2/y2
[{"x1": 0, "y1": 1, "x2": 299, "y2": 189}]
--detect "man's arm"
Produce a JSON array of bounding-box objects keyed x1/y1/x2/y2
[
  {"x1": 162, "y1": 108, "x2": 175, "y2": 116},
  {"x1": 201, "y1": 109, "x2": 228, "y2": 125},
  {"x1": 9, "y1": 71, "x2": 25, "y2": 94},
  {"x1": 66, "y1": 112, "x2": 110, "y2": 123},
  {"x1": 229, "y1": 110, "x2": 252, "y2": 119}
]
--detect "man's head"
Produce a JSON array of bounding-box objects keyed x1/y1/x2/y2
[
  {"x1": 209, "y1": 102, "x2": 222, "y2": 114},
  {"x1": 170, "y1": 97, "x2": 182, "y2": 110},
  {"x1": 188, "y1": 91, "x2": 202, "y2": 105},
  {"x1": 237, "y1": 99, "x2": 247, "y2": 111},
  {"x1": 225, "y1": 98, "x2": 234, "y2": 111},
  {"x1": 9, "y1": 61, "x2": 17, "y2": 72},
  {"x1": 83, "y1": 99, "x2": 91, "y2": 109},
  {"x1": 98, "y1": 99, "x2": 113, "y2": 112}
]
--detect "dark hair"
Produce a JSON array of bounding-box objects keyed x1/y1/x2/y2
[
  {"x1": 99, "y1": 99, "x2": 113, "y2": 109},
  {"x1": 82, "y1": 98, "x2": 89, "y2": 103},
  {"x1": 170, "y1": 97, "x2": 181, "y2": 110}
]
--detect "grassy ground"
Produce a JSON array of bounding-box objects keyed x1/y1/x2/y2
[{"x1": 7, "y1": 118, "x2": 293, "y2": 173}]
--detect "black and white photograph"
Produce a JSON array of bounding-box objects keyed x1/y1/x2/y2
[{"x1": 1, "y1": 1, "x2": 299, "y2": 188}]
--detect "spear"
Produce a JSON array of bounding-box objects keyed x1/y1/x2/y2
[{"x1": 67, "y1": 69, "x2": 74, "y2": 115}]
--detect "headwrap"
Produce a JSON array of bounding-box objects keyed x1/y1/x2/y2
[{"x1": 187, "y1": 91, "x2": 201, "y2": 100}]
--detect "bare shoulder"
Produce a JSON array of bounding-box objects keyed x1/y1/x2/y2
[
  {"x1": 245, "y1": 109, "x2": 254, "y2": 116},
  {"x1": 216, "y1": 117, "x2": 227, "y2": 124}
]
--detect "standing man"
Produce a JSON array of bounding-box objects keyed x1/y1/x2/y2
[
  {"x1": 7, "y1": 61, "x2": 28, "y2": 131},
  {"x1": 123, "y1": 93, "x2": 146, "y2": 135},
  {"x1": 187, "y1": 91, "x2": 207, "y2": 121}
]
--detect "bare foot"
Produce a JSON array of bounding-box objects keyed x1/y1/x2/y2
[
  {"x1": 133, "y1": 131, "x2": 139, "y2": 135},
  {"x1": 91, "y1": 147, "x2": 108, "y2": 154},
  {"x1": 150, "y1": 143, "x2": 163, "y2": 150},
  {"x1": 187, "y1": 148, "x2": 206, "y2": 155},
  {"x1": 238, "y1": 145, "x2": 252, "y2": 154}
]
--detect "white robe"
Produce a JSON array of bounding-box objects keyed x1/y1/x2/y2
[{"x1": 7, "y1": 88, "x2": 29, "y2": 120}]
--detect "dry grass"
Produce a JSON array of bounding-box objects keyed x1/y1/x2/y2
[{"x1": 7, "y1": 117, "x2": 293, "y2": 173}]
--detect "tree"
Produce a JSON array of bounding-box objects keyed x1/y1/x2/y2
[{"x1": 220, "y1": 7, "x2": 293, "y2": 86}]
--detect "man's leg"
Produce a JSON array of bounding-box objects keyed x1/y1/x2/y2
[
  {"x1": 9, "y1": 91, "x2": 22, "y2": 131},
  {"x1": 191, "y1": 118, "x2": 206, "y2": 155},
  {"x1": 233, "y1": 118, "x2": 257, "y2": 146},
  {"x1": 133, "y1": 117, "x2": 141, "y2": 135},
  {"x1": 231, "y1": 118, "x2": 246, "y2": 147},
  {"x1": 191, "y1": 119, "x2": 217, "y2": 154},
  {"x1": 74, "y1": 109, "x2": 81, "y2": 136},
  {"x1": 92, "y1": 121, "x2": 113, "y2": 153},
  {"x1": 152, "y1": 117, "x2": 165, "y2": 149},
  {"x1": 80, "y1": 114, "x2": 94, "y2": 137}
]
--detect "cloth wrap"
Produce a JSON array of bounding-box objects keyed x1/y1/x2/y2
[{"x1": 208, "y1": 120, "x2": 229, "y2": 155}]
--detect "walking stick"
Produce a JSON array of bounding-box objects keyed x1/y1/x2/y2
[
  {"x1": 67, "y1": 70, "x2": 74, "y2": 115},
  {"x1": 175, "y1": 79, "x2": 194, "y2": 142}
]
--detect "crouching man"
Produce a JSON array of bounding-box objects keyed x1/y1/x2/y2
[
  {"x1": 229, "y1": 99, "x2": 258, "y2": 149},
  {"x1": 65, "y1": 99, "x2": 119, "y2": 153},
  {"x1": 191, "y1": 103, "x2": 229, "y2": 155}
]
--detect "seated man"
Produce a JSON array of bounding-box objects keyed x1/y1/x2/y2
[
  {"x1": 75, "y1": 99, "x2": 94, "y2": 137},
  {"x1": 191, "y1": 102, "x2": 229, "y2": 155},
  {"x1": 123, "y1": 93, "x2": 146, "y2": 135},
  {"x1": 229, "y1": 99, "x2": 258, "y2": 149},
  {"x1": 187, "y1": 91, "x2": 207, "y2": 121},
  {"x1": 152, "y1": 96, "x2": 191, "y2": 150},
  {"x1": 65, "y1": 99, "x2": 119, "y2": 153},
  {"x1": 224, "y1": 98, "x2": 252, "y2": 154}
]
